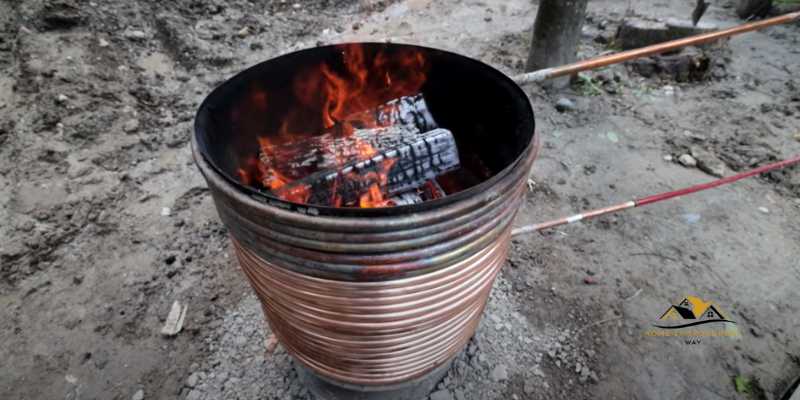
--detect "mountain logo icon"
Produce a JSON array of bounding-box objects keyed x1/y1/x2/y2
[{"x1": 653, "y1": 295, "x2": 736, "y2": 329}]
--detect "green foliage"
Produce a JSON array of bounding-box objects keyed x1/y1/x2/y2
[
  {"x1": 734, "y1": 376, "x2": 752, "y2": 394},
  {"x1": 575, "y1": 74, "x2": 603, "y2": 96}
]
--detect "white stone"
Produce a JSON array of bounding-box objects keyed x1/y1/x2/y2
[{"x1": 678, "y1": 154, "x2": 697, "y2": 167}]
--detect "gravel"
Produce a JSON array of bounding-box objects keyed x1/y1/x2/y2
[
  {"x1": 123, "y1": 119, "x2": 140, "y2": 133},
  {"x1": 429, "y1": 389, "x2": 454, "y2": 400},
  {"x1": 490, "y1": 364, "x2": 509, "y2": 382},
  {"x1": 180, "y1": 272, "x2": 587, "y2": 399}
]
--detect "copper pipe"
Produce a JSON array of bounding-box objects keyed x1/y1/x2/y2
[
  {"x1": 232, "y1": 231, "x2": 509, "y2": 385},
  {"x1": 513, "y1": 11, "x2": 800, "y2": 85},
  {"x1": 512, "y1": 154, "x2": 800, "y2": 237}
]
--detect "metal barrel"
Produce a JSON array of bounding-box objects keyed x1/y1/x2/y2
[
  {"x1": 192, "y1": 43, "x2": 537, "y2": 390},
  {"x1": 193, "y1": 134, "x2": 535, "y2": 386}
]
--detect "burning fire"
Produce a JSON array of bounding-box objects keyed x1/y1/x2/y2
[{"x1": 237, "y1": 44, "x2": 429, "y2": 208}]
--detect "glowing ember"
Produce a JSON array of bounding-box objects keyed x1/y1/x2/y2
[{"x1": 262, "y1": 128, "x2": 460, "y2": 208}]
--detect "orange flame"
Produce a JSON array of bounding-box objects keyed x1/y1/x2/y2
[
  {"x1": 239, "y1": 44, "x2": 429, "y2": 208},
  {"x1": 237, "y1": 44, "x2": 427, "y2": 208}
]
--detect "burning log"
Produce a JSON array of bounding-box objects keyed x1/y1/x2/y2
[
  {"x1": 343, "y1": 93, "x2": 438, "y2": 133},
  {"x1": 259, "y1": 94, "x2": 438, "y2": 175},
  {"x1": 268, "y1": 128, "x2": 460, "y2": 207},
  {"x1": 255, "y1": 93, "x2": 458, "y2": 207}
]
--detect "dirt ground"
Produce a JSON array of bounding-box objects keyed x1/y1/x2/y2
[{"x1": 2, "y1": 0, "x2": 800, "y2": 399}]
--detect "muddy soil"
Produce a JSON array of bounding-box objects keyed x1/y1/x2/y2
[{"x1": 1, "y1": 0, "x2": 799, "y2": 399}]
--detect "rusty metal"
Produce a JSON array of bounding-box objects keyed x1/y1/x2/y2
[
  {"x1": 513, "y1": 11, "x2": 800, "y2": 85},
  {"x1": 193, "y1": 43, "x2": 538, "y2": 388}
]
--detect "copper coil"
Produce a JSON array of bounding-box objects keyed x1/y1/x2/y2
[
  {"x1": 195, "y1": 132, "x2": 536, "y2": 386},
  {"x1": 232, "y1": 229, "x2": 511, "y2": 385},
  {"x1": 191, "y1": 44, "x2": 539, "y2": 387}
]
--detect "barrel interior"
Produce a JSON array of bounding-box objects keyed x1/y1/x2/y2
[{"x1": 194, "y1": 43, "x2": 535, "y2": 214}]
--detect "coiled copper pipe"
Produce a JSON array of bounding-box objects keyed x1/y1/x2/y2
[
  {"x1": 192, "y1": 43, "x2": 538, "y2": 389},
  {"x1": 233, "y1": 230, "x2": 509, "y2": 385},
  {"x1": 195, "y1": 133, "x2": 536, "y2": 386}
]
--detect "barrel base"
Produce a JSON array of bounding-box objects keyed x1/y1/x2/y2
[{"x1": 294, "y1": 359, "x2": 453, "y2": 400}]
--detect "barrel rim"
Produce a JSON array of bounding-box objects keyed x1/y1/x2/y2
[{"x1": 192, "y1": 42, "x2": 536, "y2": 217}]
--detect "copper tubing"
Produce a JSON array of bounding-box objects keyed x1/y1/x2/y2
[
  {"x1": 194, "y1": 123, "x2": 536, "y2": 386},
  {"x1": 233, "y1": 229, "x2": 509, "y2": 385},
  {"x1": 513, "y1": 11, "x2": 800, "y2": 85},
  {"x1": 512, "y1": 154, "x2": 800, "y2": 237}
]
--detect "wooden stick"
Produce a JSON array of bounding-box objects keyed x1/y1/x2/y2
[
  {"x1": 512, "y1": 155, "x2": 800, "y2": 237},
  {"x1": 512, "y1": 11, "x2": 800, "y2": 85}
]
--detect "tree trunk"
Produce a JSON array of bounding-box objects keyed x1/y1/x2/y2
[{"x1": 525, "y1": 0, "x2": 589, "y2": 89}]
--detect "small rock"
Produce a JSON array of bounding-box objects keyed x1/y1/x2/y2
[
  {"x1": 161, "y1": 207, "x2": 172, "y2": 216},
  {"x1": 678, "y1": 154, "x2": 697, "y2": 167},
  {"x1": 583, "y1": 276, "x2": 598, "y2": 285},
  {"x1": 98, "y1": 38, "x2": 110, "y2": 47},
  {"x1": 132, "y1": 389, "x2": 144, "y2": 400},
  {"x1": 524, "y1": 379, "x2": 536, "y2": 394},
  {"x1": 758, "y1": 207, "x2": 769, "y2": 214},
  {"x1": 352, "y1": 22, "x2": 362, "y2": 31},
  {"x1": 793, "y1": 132, "x2": 800, "y2": 142},
  {"x1": 160, "y1": 301, "x2": 187, "y2": 336},
  {"x1": 124, "y1": 30, "x2": 147, "y2": 40},
  {"x1": 467, "y1": 342, "x2": 478, "y2": 357},
  {"x1": 186, "y1": 390, "x2": 202, "y2": 400},
  {"x1": 429, "y1": 389, "x2": 453, "y2": 400},
  {"x1": 683, "y1": 213, "x2": 701, "y2": 224},
  {"x1": 56, "y1": 94, "x2": 69, "y2": 104},
  {"x1": 616, "y1": 18, "x2": 670, "y2": 50},
  {"x1": 555, "y1": 98, "x2": 576, "y2": 112},
  {"x1": 690, "y1": 146, "x2": 725, "y2": 177},
  {"x1": 236, "y1": 26, "x2": 250, "y2": 38},
  {"x1": 663, "y1": 154, "x2": 673, "y2": 162},
  {"x1": 593, "y1": 34, "x2": 609, "y2": 44},
  {"x1": 265, "y1": 334, "x2": 279, "y2": 354},
  {"x1": 65, "y1": 374, "x2": 78, "y2": 384},
  {"x1": 186, "y1": 373, "x2": 199, "y2": 388},
  {"x1": 490, "y1": 364, "x2": 508, "y2": 382},
  {"x1": 122, "y1": 119, "x2": 140, "y2": 133}
]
